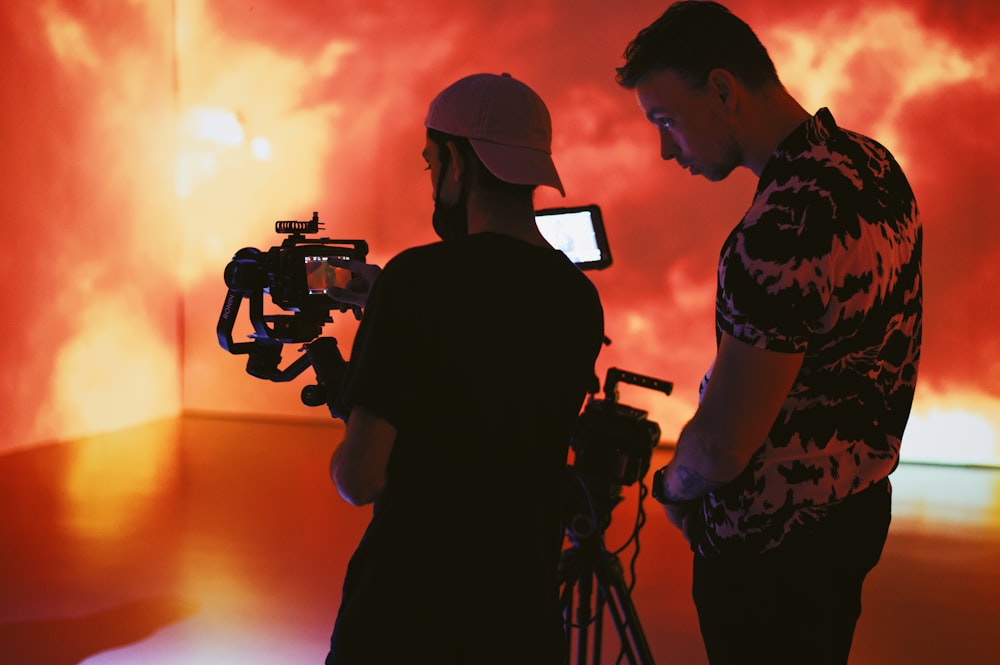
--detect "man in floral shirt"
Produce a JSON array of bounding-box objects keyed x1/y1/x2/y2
[{"x1": 617, "y1": 3, "x2": 921, "y2": 664}]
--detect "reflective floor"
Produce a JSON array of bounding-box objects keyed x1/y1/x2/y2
[{"x1": 1, "y1": 414, "x2": 998, "y2": 664}]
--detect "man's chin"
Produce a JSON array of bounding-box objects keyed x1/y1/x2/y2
[{"x1": 700, "y1": 164, "x2": 737, "y2": 182}]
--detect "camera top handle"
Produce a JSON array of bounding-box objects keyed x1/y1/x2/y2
[{"x1": 601, "y1": 368, "x2": 674, "y2": 404}]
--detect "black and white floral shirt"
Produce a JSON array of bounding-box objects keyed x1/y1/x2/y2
[{"x1": 696, "y1": 108, "x2": 923, "y2": 556}]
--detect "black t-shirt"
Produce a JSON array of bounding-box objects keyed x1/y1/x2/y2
[{"x1": 328, "y1": 232, "x2": 604, "y2": 664}]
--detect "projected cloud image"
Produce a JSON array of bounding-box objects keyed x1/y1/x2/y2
[{"x1": 3, "y1": 0, "x2": 999, "y2": 466}]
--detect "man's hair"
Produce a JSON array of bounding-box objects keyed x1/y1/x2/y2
[
  {"x1": 616, "y1": 1, "x2": 780, "y2": 90},
  {"x1": 426, "y1": 128, "x2": 535, "y2": 196}
]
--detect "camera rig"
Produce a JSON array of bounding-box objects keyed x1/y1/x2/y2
[
  {"x1": 565, "y1": 367, "x2": 673, "y2": 542},
  {"x1": 217, "y1": 212, "x2": 381, "y2": 415},
  {"x1": 560, "y1": 367, "x2": 672, "y2": 665}
]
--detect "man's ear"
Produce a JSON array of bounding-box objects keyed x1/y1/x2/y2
[
  {"x1": 707, "y1": 68, "x2": 737, "y2": 111},
  {"x1": 445, "y1": 140, "x2": 466, "y2": 183}
]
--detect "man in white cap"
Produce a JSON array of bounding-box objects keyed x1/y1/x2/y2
[{"x1": 325, "y1": 73, "x2": 605, "y2": 664}]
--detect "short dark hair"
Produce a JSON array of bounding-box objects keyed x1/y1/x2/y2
[{"x1": 616, "y1": 1, "x2": 780, "y2": 90}]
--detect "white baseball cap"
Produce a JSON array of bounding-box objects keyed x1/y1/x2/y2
[{"x1": 424, "y1": 73, "x2": 565, "y2": 196}]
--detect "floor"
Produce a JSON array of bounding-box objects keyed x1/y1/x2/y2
[{"x1": 1, "y1": 414, "x2": 998, "y2": 665}]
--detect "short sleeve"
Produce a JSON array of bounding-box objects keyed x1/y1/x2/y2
[
  {"x1": 339, "y1": 254, "x2": 422, "y2": 428},
  {"x1": 716, "y1": 196, "x2": 834, "y2": 353}
]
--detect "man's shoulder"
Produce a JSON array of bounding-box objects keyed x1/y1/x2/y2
[
  {"x1": 378, "y1": 240, "x2": 454, "y2": 278},
  {"x1": 388, "y1": 233, "x2": 583, "y2": 270},
  {"x1": 385, "y1": 233, "x2": 515, "y2": 264},
  {"x1": 804, "y1": 109, "x2": 903, "y2": 180},
  {"x1": 754, "y1": 108, "x2": 910, "y2": 222}
]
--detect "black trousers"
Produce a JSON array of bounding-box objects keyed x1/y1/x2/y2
[{"x1": 692, "y1": 479, "x2": 891, "y2": 665}]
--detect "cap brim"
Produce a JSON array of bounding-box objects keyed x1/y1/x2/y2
[{"x1": 470, "y1": 139, "x2": 565, "y2": 196}]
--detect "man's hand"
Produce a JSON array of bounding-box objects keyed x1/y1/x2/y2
[
  {"x1": 663, "y1": 501, "x2": 691, "y2": 531},
  {"x1": 652, "y1": 463, "x2": 709, "y2": 544}
]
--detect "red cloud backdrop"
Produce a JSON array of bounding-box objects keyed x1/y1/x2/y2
[{"x1": 2, "y1": 0, "x2": 998, "y2": 466}]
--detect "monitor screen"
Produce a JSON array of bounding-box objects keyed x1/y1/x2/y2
[{"x1": 535, "y1": 204, "x2": 612, "y2": 270}]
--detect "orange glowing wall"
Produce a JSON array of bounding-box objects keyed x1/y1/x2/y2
[
  {"x1": 3, "y1": 0, "x2": 999, "y2": 466},
  {"x1": 1, "y1": 2, "x2": 181, "y2": 451}
]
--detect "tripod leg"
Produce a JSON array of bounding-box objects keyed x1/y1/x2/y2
[
  {"x1": 575, "y1": 567, "x2": 593, "y2": 665},
  {"x1": 592, "y1": 553, "x2": 656, "y2": 665},
  {"x1": 560, "y1": 549, "x2": 596, "y2": 665},
  {"x1": 560, "y1": 542, "x2": 657, "y2": 665},
  {"x1": 593, "y1": 584, "x2": 606, "y2": 665},
  {"x1": 560, "y1": 576, "x2": 575, "y2": 663}
]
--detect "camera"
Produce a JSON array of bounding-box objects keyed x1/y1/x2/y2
[
  {"x1": 564, "y1": 368, "x2": 673, "y2": 542},
  {"x1": 216, "y1": 212, "x2": 381, "y2": 414},
  {"x1": 217, "y1": 206, "x2": 608, "y2": 393},
  {"x1": 217, "y1": 206, "x2": 614, "y2": 417}
]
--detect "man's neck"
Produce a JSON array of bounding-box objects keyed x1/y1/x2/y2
[
  {"x1": 466, "y1": 191, "x2": 550, "y2": 248},
  {"x1": 743, "y1": 86, "x2": 812, "y2": 177}
]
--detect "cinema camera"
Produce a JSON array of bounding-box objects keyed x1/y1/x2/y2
[
  {"x1": 564, "y1": 368, "x2": 673, "y2": 543},
  {"x1": 560, "y1": 368, "x2": 672, "y2": 665},
  {"x1": 216, "y1": 212, "x2": 381, "y2": 416}
]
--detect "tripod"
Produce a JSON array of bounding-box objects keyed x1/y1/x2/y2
[
  {"x1": 558, "y1": 367, "x2": 671, "y2": 665},
  {"x1": 559, "y1": 502, "x2": 656, "y2": 665}
]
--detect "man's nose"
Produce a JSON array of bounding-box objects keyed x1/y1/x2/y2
[{"x1": 659, "y1": 130, "x2": 679, "y2": 161}]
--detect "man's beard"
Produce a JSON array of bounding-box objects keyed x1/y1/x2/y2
[
  {"x1": 702, "y1": 133, "x2": 743, "y2": 182},
  {"x1": 432, "y1": 194, "x2": 469, "y2": 241}
]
